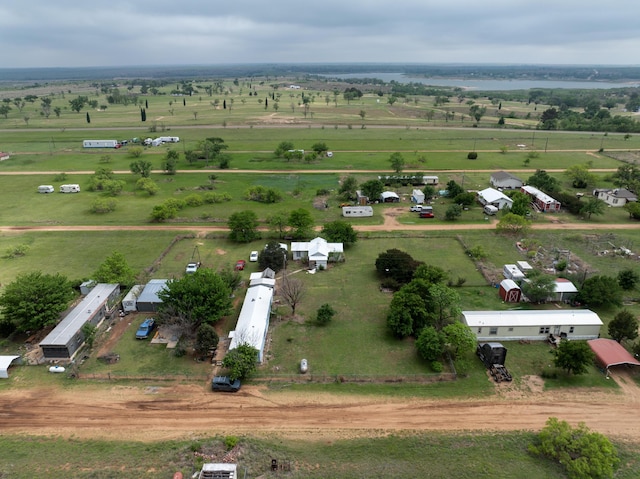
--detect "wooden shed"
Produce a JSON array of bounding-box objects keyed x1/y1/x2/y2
[{"x1": 498, "y1": 279, "x2": 521, "y2": 303}]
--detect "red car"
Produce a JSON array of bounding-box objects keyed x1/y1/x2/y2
[{"x1": 235, "y1": 260, "x2": 246, "y2": 271}]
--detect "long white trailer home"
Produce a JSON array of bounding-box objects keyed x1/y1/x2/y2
[{"x1": 83, "y1": 140, "x2": 119, "y2": 148}]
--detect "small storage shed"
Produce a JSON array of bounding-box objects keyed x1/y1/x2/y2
[
  {"x1": 503, "y1": 264, "x2": 525, "y2": 282},
  {"x1": 136, "y1": 279, "x2": 169, "y2": 312},
  {"x1": 477, "y1": 188, "x2": 513, "y2": 210},
  {"x1": 462, "y1": 309, "x2": 603, "y2": 341},
  {"x1": 490, "y1": 171, "x2": 523, "y2": 190},
  {"x1": 549, "y1": 278, "x2": 579, "y2": 303},
  {"x1": 499, "y1": 279, "x2": 521, "y2": 303},
  {"x1": 122, "y1": 284, "x2": 144, "y2": 312},
  {"x1": 380, "y1": 191, "x2": 400, "y2": 203},
  {"x1": 40, "y1": 283, "x2": 120, "y2": 361},
  {"x1": 516, "y1": 261, "x2": 533, "y2": 275},
  {"x1": 588, "y1": 338, "x2": 640, "y2": 371},
  {"x1": 0, "y1": 355, "x2": 21, "y2": 379},
  {"x1": 199, "y1": 463, "x2": 237, "y2": 479},
  {"x1": 411, "y1": 189, "x2": 425, "y2": 204}
]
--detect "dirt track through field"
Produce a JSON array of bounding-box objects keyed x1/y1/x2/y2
[{"x1": 1, "y1": 378, "x2": 639, "y2": 442}]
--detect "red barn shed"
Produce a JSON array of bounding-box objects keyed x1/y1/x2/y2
[{"x1": 499, "y1": 279, "x2": 521, "y2": 303}]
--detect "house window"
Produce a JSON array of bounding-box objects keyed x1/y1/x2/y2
[
  {"x1": 569, "y1": 326, "x2": 575, "y2": 333},
  {"x1": 477, "y1": 327, "x2": 482, "y2": 334},
  {"x1": 539, "y1": 327, "x2": 550, "y2": 334},
  {"x1": 489, "y1": 327, "x2": 498, "y2": 335},
  {"x1": 508, "y1": 327, "x2": 514, "y2": 332}
]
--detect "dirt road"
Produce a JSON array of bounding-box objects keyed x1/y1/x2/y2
[{"x1": 1, "y1": 375, "x2": 638, "y2": 442}]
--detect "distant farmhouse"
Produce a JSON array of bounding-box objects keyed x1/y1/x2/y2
[
  {"x1": 490, "y1": 171, "x2": 523, "y2": 190},
  {"x1": 593, "y1": 188, "x2": 637, "y2": 207}
]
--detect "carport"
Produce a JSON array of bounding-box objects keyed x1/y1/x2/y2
[
  {"x1": 588, "y1": 338, "x2": 640, "y2": 372},
  {"x1": 0, "y1": 355, "x2": 21, "y2": 379}
]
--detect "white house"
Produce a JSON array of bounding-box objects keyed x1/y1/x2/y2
[
  {"x1": 592, "y1": 188, "x2": 637, "y2": 207},
  {"x1": 462, "y1": 310, "x2": 603, "y2": 341},
  {"x1": 411, "y1": 189, "x2": 425, "y2": 204},
  {"x1": 477, "y1": 188, "x2": 513, "y2": 210},
  {"x1": 291, "y1": 237, "x2": 344, "y2": 269},
  {"x1": 490, "y1": 171, "x2": 523, "y2": 190}
]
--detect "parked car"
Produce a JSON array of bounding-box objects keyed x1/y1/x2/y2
[
  {"x1": 211, "y1": 376, "x2": 241, "y2": 392},
  {"x1": 235, "y1": 259, "x2": 246, "y2": 271},
  {"x1": 185, "y1": 262, "x2": 199, "y2": 274},
  {"x1": 419, "y1": 209, "x2": 434, "y2": 218},
  {"x1": 410, "y1": 205, "x2": 423, "y2": 212},
  {"x1": 136, "y1": 318, "x2": 156, "y2": 339},
  {"x1": 249, "y1": 251, "x2": 259, "y2": 262}
]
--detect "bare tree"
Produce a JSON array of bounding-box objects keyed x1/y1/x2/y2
[{"x1": 279, "y1": 275, "x2": 305, "y2": 316}]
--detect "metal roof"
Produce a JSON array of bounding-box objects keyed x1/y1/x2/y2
[
  {"x1": 137, "y1": 279, "x2": 168, "y2": 304},
  {"x1": 478, "y1": 187, "x2": 513, "y2": 205},
  {"x1": 462, "y1": 310, "x2": 603, "y2": 328},
  {"x1": 40, "y1": 284, "x2": 119, "y2": 347},
  {"x1": 0, "y1": 355, "x2": 20, "y2": 379},
  {"x1": 588, "y1": 338, "x2": 640, "y2": 368},
  {"x1": 229, "y1": 284, "x2": 273, "y2": 359}
]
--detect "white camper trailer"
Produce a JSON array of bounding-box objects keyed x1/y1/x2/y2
[
  {"x1": 38, "y1": 185, "x2": 55, "y2": 194},
  {"x1": 60, "y1": 184, "x2": 80, "y2": 193},
  {"x1": 122, "y1": 285, "x2": 144, "y2": 313}
]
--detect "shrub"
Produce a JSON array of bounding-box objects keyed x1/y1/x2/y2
[
  {"x1": 203, "y1": 192, "x2": 232, "y2": 203},
  {"x1": 431, "y1": 361, "x2": 444, "y2": 373},
  {"x1": 129, "y1": 146, "x2": 144, "y2": 158},
  {"x1": 184, "y1": 194, "x2": 204, "y2": 207},
  {"x1": 380, "y1": 277, "x2": 401, "y2": 291},
  {"x1": 467, "y1": 152, "x2": 478, "y2": 159},
  {"x1": 224, "y1": 436, "x2": 239, "y2": 451},
  {"x1": 4, "y1": 244, "x2": 30, "y2": 259},
  {"x1": 54, "y1": 172, "x2": 67, "y2": 182},
  {"x1": 90, "y1": 198, "x2": 117, "y2": 214}
]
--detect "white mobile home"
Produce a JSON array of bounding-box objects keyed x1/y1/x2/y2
[
  {"x1": 229, "y1": 282, "x2": 274, "y2": 363},
  {"x1": 83, "y1": 140, "x2": 119, "y2": 148},
  {"x1": 462, "y1": 310, "x2": 603, "y2": 341},
  {"x1": 342, "y1": 206, "x2": 373, "y2": 217},
  {"x1": 157, "y1": 136, "x2": 180, "y2": 143},
  {"x1": 40, "y1": 283, "x2": 120, "y2": 361}
]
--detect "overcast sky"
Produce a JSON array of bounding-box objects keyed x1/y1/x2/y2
[{"x1": 1, "y1": 1, "x2": 639, "y2": 68}]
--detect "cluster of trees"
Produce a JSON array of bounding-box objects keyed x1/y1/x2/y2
[
  {"x1": 376, "y1": 250, "x2": 473, "y2": 371},
  {"x1": 538, "y1": 104, "x2": 640, "y2": 133},
  {"x1": 184, "y1": 137, "x2": 231, "y2": 169},
  {"x1": 274, "y1": 141, "x2": 330, "y2": 161}
]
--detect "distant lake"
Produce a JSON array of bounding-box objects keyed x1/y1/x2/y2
[{"x1": 321, "y1": 72, "x2": 639, "y2": 90}]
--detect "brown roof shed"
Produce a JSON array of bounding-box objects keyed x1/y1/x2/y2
[{"x1": 588, "y1": 338, "x2": 640, "y2": 369}]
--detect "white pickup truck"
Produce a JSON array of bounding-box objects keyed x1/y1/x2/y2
[{"x1": 410, "y1": 205, "x2": 423, "y2": 212}]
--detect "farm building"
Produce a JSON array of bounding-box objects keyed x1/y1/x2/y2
[
  {"x1": 503, "y1": 264, "x2": 525, "y2": 282},
  {"x1": 342, "y1": 206, "x2": 373, "y2": 217},
  {"x1": 380, "y1": 191, "x2": 400, "y2": 203},
  {"x1": 122, "y1": 284, "x2": 144, "y2": 313},
  {"x1": 477, "y1": 188, "x2": 513, "y2": 210},
  {"x1": 490, "y1": 171, "x2": 523, "y2": 190},
  {"x1": 499, "y1": 279, "x2": 521, "y2": 303},
  {"x1": 291, "y1": 237, "x2": 344, "y2": 269},
  {"x1": 462, "y1": 309, "x2": 603, "y2": 341},
  {"x1": 521, "y1": 185, "x2": 561, "y2": 212},
  {"x1": 592, "y1": 188, "x2": 637, "y2": 207},
  {"x1": 40, "y1": 283, "x2": 120, "y2": 361},
  {"x1": 355, "y1": 190, "x2": 369, "y2": 205},
  {"x1": 549, "y1": 278, "x2": 579, "y2": 303},
  {"x1": 249, "y1": 268, "x2": 276, "y2": 288},
  {"x1": 136, "y1": 279, "x2": 169, "y2": 312},
  {"x1": 411, "y1": 189, "x2": 425, "y2": 204},
  {"x1": 229, "y1": 280, "x2": 274, "y2": 363},
  {"x1": 0, "y1": 355, "x2": 21, "y2": 379},
  {"x1": 588, "y1": 338, "x2": 640, "y2": 371}
]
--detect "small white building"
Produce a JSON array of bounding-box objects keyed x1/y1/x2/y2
[
  {"x1": 549, "y1": 278, "x2": 579, "y2": 303},
  {"x1": 477, "y1": 188, "x2": 513, "y2": 210},
  {"x1": 411, "y1": 189, "x2": 425, "y2": 204},
  {"x1": 490, "y1": 171, "x2": 523, "y2": 190},
  {"x1": 380, "y1": 191, "x2": 400, "y2": 203},
  {"x1": 122, "y1": 284, "x2": 144, "y2": 313},
  {"x1": 199, "y1": 463, "x2": 237, "y2": 479},
  {"x1": 462, "y1": 309, "x2": 603, "y2": 341},
  {"x1": 291, "y1": 237, "x2": 344, "y2": 269},
  {"x1": 592, "y1": 188, "x2": 637, "y2": 207}
]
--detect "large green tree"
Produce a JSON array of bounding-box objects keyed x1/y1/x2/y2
[
  {"x1": 288, "y1": 208, "x2": 314, "y2": 239},
  {"x1": 520, "y1": 272, "x2": 556, "y2": 304},
  {"x1": 359, "y1": 179, "x2": 384, "y2": 201},
  {"x1": 228, "y1": 210, "x2": 260, "y2": 243},
  {"x1": 580, "y1": 198, "x2": 606, "y2": 219},
  {"x1": 496, "y1": 213, "x2": 532, "y2": 236},
  {"x1": 157, "y1": 269, "x2": 232, "y2": 332},
  {"x1": 93, "y1": 251, "x2": 136, "y2": 287},
  {"x1": 608, "y1": 309, "x2": 639, "y2": 343},
  {"x1": 554, "y1": 340, "x2": 595, "y2": 375},
  {"x1": 375, "y1": 249, "x2": 423, "y2": 285},
  {"x1": 527, "y1": 169, "x2": 559, "y2": 194},
  {"x1": 388, "y1": 152, "x2": 405, "y2": 173},
  {"x1": 529, "y1": 417, "x2": 619, "y2": 479},
  {"x1": 577, "y1": 275, "x2": 623, "y2": 308},
  {"x1": 415, "y1": 326, "x2": 444, "y2": 362},
  {"x1": 0, "y1": 271, "x2": 75, "y2": 332},
  {"x1": 259, "y1": 241, "x2": 286, "y2": 272},
  {"x1": 441, "y1": 322, "x2": 476, "y2": 359},
  {"x1": 565, "y1": 163, "x2": 596, "y2": 188},
  {"x1": 321, "y1": 220, "x2": 357, "y2": 245}
]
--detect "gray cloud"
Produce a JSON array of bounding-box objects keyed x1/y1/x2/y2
[{"x1": 0, "y1": 0, "x2": 639, "y2": 67}]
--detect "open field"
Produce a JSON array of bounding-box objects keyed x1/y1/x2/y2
[{"x1": 2, "y1": 74, "x2": 640, "y2": 476}]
